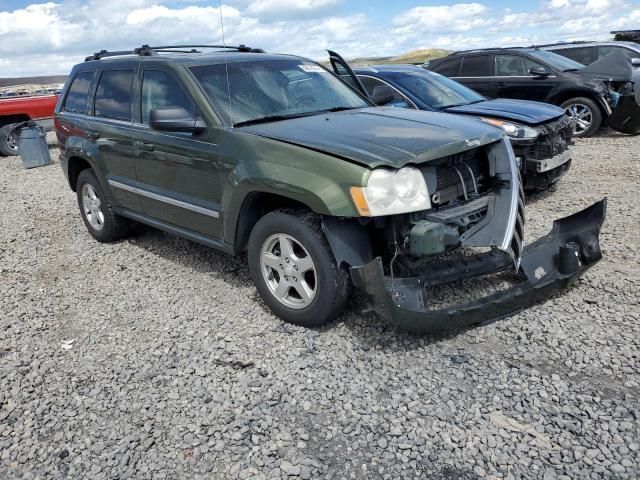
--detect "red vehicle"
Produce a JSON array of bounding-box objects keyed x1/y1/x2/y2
[{"x1": 0, "y1": 94, "x2": 58, "y2": 156}]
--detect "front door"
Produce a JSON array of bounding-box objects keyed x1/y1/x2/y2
[
  {"x1": 492, "y1": 54, "x2": 556, "y2": 102},
  {"x1": 132, "y1": 68, "x2": 223, "y2": 239},
  {"x1": 328, "y1": 50, "x2": 370, "y2": 99},
  {"x1": 85, "y1": 66, "x2": 142, "y2": 213}
]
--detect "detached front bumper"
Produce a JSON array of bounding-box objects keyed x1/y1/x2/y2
[
  {"x1": 350, "y1": 199, "x2": 606, "y2": 333},
  {"x1": 608, "y1": 95, "x2": 640, "y2": 135}
]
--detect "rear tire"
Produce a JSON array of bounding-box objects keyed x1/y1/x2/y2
[
  {"x1": 248, "y1": 210, "x2": 350, "y2": 327},
  {"x1": 76, "y1": 169, "x2": 130, "y2": 242},
  {"x1": 561, "y1": 97, "x2": 602, "y2": 138},
  {"x1": 0, "y1": 124, "x2": 20, "y2": 156}
]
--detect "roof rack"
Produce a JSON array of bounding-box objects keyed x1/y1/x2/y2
[
  {"x1": 529, "y1": 40, "x2": 592, "y2": 48},
  {"x1": 449, "y1": 47, "x2": 522, "y2": 55},
  {"x1": 85, "y1": 44, "x2": 265, "y2": 61}
]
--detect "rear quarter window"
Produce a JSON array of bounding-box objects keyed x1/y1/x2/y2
[
  {"x1": 94, "y1": 70, "x2": 134, "y2": 121},
  {"x1": 63, "y1": 71, "x2": 95, "y2": 114}
]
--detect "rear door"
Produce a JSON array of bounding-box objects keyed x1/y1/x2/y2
[
  {"x1": 457, "y1": 54, "x2": 495, "y2": 97},
  {"x1": 56, "y1": 69, "x2": 95, "y2": 158},
  {"x1": 492, "y1": 54, "x2": 557, "y2": 101},
  {"x1": 85, "y1": 64, "x2": 142, "y2": 212},
  {"x1": 131, "y1": 65, "x2": 223, "y2": 239}
]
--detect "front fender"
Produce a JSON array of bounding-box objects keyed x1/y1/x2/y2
[{"x1": 219, "y1": 130, "x2": 368, "y2": 243}]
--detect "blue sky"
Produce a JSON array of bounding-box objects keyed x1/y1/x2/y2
[{"x1": 1, "y1": 0, "x2": 639, "y2": 76}]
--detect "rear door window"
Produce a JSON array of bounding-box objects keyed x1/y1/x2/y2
[
  {"x1": 460, "y1": 55, "x2": 492, "y2": 76},
  {"x1": 63, "y1": 71, "x2": 95, "y2": 114},
  {"x1": 495, "y1": 55, "x2": 544, "y2": 76},
  {"x1": 141, "y1": 70, "x2": 195, "y2": 124},
  {"x1": 432, "y1": 57, "x2": 462, "y2": 77},
  {"x1": 94, "y1": 70, "x2": 134, "y2": 121}
]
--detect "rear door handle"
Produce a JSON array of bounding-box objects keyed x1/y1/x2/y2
[
  {"x1": 87, "y1": 130, "x2": 100, "y2": 140},
  {"x1": 494, "y1": 82, "x2": 508, "y2": 87},
  {"x1": 133, "y1": 141, "x2": 155, "y2": 151}
]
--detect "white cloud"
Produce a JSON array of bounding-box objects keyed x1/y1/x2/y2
[
  {"x1": 246, "y1": 0, "x2": 340, "y2": 19},
  {"x1": 0, "y1": 1, "x2": 636, "y2": 77},
  {"x1": 392, "y1": 3, "x2": 493, "y2": 36}
]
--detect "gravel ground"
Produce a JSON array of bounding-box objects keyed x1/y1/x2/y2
[{"x1": 0, "y1": 132, "x2": 639, "y2": 480}]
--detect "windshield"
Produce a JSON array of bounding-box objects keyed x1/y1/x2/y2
[
  {"x1": 191, "y1": 59, "x2": 369, "y2": 126},
  {"x1": 386, "y1": 69, "x2": 485, "y2": 109},
  {"x1": 525, "y1": 50, "x2": 585, "y2": 71}
]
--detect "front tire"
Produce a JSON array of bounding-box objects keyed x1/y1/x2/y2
[
  {"x1": 561, "y1": 97, "x2": 602, "y2": 138},
  {"x1": 76, "y1": 169, "x2": 130, "y2": 242},
  {"x1": 248, "y1": 210, "x2": 350, "y2": 327},
  {"x1": 0, "y1": 124, "x2": 20, "y2": 156}
]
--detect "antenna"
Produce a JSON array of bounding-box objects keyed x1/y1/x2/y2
[{"x1": 218, "y1": 0, "x2": 226, "y2": 47}]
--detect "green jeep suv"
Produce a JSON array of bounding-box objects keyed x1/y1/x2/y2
[{"x1": 54, "y1": 45, "x2": 606, "y2": 332}]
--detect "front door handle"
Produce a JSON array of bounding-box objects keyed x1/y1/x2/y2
[
  {"x1": 87, "y1": 130, "x2": 100, "y2": 140},
  {"x1": 133, "y1": 141, "x2": 155, "y2": 151},
  {"x1": 494, "y1": 82, "x2": 508, "y2": 87}
]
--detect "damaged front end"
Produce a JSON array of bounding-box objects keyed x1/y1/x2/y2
[
  {"x1": 579, "y1": 51, "x2": 640, "y2": 135},
  {"x1": 324, "y1": 138, "x2": 606, "y2": 333}
]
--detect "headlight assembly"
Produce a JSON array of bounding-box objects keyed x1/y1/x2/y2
[
  {"x1": 350, "y1": 167, "x2": 431, "y2": 216},
  {"x1": 480, "y1": 117, "x2": 540, "y2": 140}
]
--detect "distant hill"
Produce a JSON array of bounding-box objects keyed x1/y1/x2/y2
[
  {"x1": 0, "y1": 75, "x2": 68, "y2": 87},
  {"x1": 349, "y1": 49, "x2": 451, "y2": 66}
]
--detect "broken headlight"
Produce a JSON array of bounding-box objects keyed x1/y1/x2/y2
[
  {"x1": 479, "y1": 117, "x2": 540, "y2": 140},
  {"x1": 350, "y1": 167, "x2": 431, "y2": 216}
]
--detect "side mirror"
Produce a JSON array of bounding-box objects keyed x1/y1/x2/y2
[
  {"x1": 632, "y1": 57, "x2": 640, "y2": 68},
  {"x1": 149, "y1": 107, "x2": 206, "y2": 133},
  {"x1": 371, "y1": 85, "x2": 395, "y2": 106},
  {"x1": 529, "y1": 66, "x2": 550, "y2": 77}
]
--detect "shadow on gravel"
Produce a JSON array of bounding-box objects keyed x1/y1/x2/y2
[
  {"x1": 124, "y1": 223, "x2": 252, "y2": 290},
  {"x1": 120, "y1": 223, "x2": 499, "y2": 346}
]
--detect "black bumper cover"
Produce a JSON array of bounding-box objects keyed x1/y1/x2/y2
[{"x1": 350, "y1": 199, "x2": 606, "y2": 333}]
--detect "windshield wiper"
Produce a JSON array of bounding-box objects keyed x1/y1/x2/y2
[
  {"x1": 564, "y1": 68, "x2": 580, "y2": 72},
  {"x1": 320, "y1": 106, "x2": 357, "y2": 113},
  {"x1": 234, "y1": 107, "x2": 358, "y2": 127},
  {"x1": 234, "y1": 114, "x2": 308, "y2": 127}
]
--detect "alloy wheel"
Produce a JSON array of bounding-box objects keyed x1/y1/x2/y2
[
  {"x1": 260, "y1": 233, "x2": 317, "y2": 309},
  {"x1": 566, "y1": 103, "x2": 593, "y2": 135},
  {"x1": 81, "y1": 183, "x2": 105, "y2": 231}
]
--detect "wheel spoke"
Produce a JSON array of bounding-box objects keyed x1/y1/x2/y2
[
  {"x1": 294, "y1": 254, "x2": 314, "y2": 273},
  {"x1": 274, "y1": 280, "x2": 290, "y2": 299},
  {"x1": 278, "y1": 235, "x2": 295, "y2": 259},
  {"x1": 294, "y1": 280, "x2": 313, "y2": 304},
  {"x1": 577, "y1": 119, "x2": 590, "y2": 129},
  {"x1": 262, "y1": 252, "x2": 282, "y2": 271}
]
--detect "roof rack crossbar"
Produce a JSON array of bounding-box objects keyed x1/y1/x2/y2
[{"x1": 85, "y1": 44, "x2": 264, "y2": 61}]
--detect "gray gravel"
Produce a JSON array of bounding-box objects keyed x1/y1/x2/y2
[{"x1": 1, "y1": 132, "x2": 639, "y2": 479}]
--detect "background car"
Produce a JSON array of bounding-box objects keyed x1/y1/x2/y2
[
  {"x1": 331, "y1": 58, "x2": 573, "y2": 191},
  {"x1": 539, "y1": 41, "x2": 640, "y2": 66},
  {"x1": 424, "y1": 47, "x2": 627, "y2": 137}
]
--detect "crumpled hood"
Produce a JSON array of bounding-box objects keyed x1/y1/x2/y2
[
  {"x1": 445, "y1": 98, "x2": 565, "y2": 126},
  {"x1": 575, "y1": 51, "x2": 634, "y2": 82},
  {"x1": 238, "y1": 107, "x2": 504, "y2": 168}
]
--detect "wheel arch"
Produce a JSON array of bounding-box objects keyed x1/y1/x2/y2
[
  {"x1": 67, "y1": 155, "x2": 93, "y2": 192},
  {"x1": 0, "y1": 114, "x2": 30, "y2": 128},
  {"x1": 232, "y1": 191, "x2": 313, "y2": 253},
  {"x1": 550, "y1": 90, "x2": 608, "y2": 117}
]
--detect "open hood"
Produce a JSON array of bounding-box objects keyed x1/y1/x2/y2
[
  {"x1": 576, "y1": 51, "x2": 634, "y2": 82},
  {"x1": 238, "y1": 107, "x2": 504, "y2": 169},
  {"x1": 445, "y1": 98, "x2": 565, "y2": 126}
]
